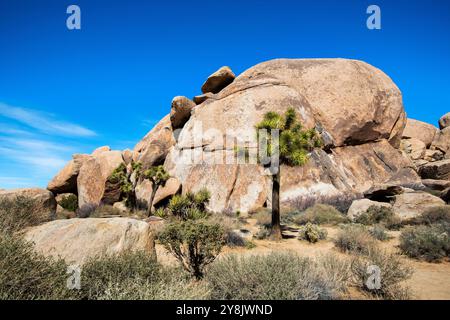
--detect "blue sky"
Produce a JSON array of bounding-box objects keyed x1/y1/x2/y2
[{"x1": 0, "y1": 0, "x2": 449, "y2": 189}]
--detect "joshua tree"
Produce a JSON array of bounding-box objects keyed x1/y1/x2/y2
[
  {"x1": 143, "y1": 165, "x2": 170, "y2": 216},
  {"x1": 255, "y1": 108, "x2": 322, "y2": 240}
]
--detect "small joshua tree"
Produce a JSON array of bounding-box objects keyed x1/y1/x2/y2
[
  {"x1": 255, "y1": 108, "x2": 322, "y2": 240},
  {"x1": 143, "y1": 165, "x2": 170, "y2": 216}
]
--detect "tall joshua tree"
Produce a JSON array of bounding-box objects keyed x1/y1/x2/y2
[
  {"x1": 255, "y1": 108, "x2": 322, "y2": 240},
  {"x1": 143, "y1": 165, "x2": 170, "y2": 217}
]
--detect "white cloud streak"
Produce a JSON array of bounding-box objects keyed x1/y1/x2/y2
[{"x1": 0, "y1": 102, "x2": 96, "y2": 137}]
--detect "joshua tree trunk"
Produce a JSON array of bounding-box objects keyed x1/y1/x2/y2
[
  {"x1": 270, "y1": 164, "x2": 282, "y2": 240},
  {"x1": 147, "y1": 183, "x2": 158, "y2": 217}
]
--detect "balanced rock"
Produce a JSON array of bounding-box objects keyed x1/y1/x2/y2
[
  {"x1": 402, "y1": 119, "x2": 438, "y2": 147},
  {"x1": 418, "y1": 159, "x2": 450, "y2": 180},
  {"x1": 439, "y1": 112, "x2": 450, "y2": 129},
  {"x1": 201, "y1": 66, "x2": 235, "y2": 94},
  {"x1": 133, "y1": 115, "x2": 176, "y2": 169},
  {"x1": 393, "y1": 191, "x2": 445, "y2": 219},
  {"x1": 24, "y1": 218, "x2": 155, "y2": 265},
  {"x1": 47, "y1": 154, "x2": 90, "y2": 194},
  {"x1": 0, "y1": 188, "x2": 56, "y2": 223},
  {"x1": 170, "y1": 96, "x2": 195, "y2": 129},
  {"x1": 400, "y1": 138, "x2": 426, "y2": 160}
]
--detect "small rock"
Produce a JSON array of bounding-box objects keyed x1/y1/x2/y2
[{"x1": 201, "y1": 66, "x2": 235, "y2": 94}]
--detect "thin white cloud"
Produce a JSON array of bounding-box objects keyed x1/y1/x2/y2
[{"x1": 0, "y1": 102, "x2": 96, "y2": 137}]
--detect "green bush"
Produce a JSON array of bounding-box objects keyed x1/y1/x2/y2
[
  {"x1": 298, "y1": 223, "x2": 327, "y2": 243},
  {"x1": 158, "y1": 220, "x2": 225, "y2": 279},
  {"x1": 355, "y1": 206, "x2": 401, "y2": 230},
  {"x1": 333, "y1": 224, "x2": 377, "y2": 255},
  {"x1": 78, "y1": 250, "x2": 208, "y2": 300},
  {"x1": 58, "y1": 194, "x2": 78, "y2": 212},
  {"x1": 293, "y1": 204, "x2": 349, "y2": 226},
  {"x1": 167, "y1": 189, "x2": 210, "y2": 220},
  {"x1": 399, "y1": 223, "x2": 450, "y2": 262},
  {"x1": 153, "y1": 207, "x2": 168, "y2": 219},
  {"x1": 351, "y1": 247, "x2": 413, "y2": 300},
  {"x1": 369, "y1": 225, "x2": 391, "y2": 241},
  {"x1": 0, "y1": 232, "x2": 72, "y2": 299},
  {"x1": 255, "y1": 225, "x2": 272, "y2": 240},
  {"x1": 206, "y1": 252, "x2": 351, "y2": 300},
  {"x1": 0, "y1": 196, "x2": 43, "y2": 234}
]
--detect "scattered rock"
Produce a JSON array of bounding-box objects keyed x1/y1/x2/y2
[
  {"x1": 393, "y1": 191, "x2": 446, "y2": 220},
  {"x1": 400, "y1": 138, "x2": 426, "y2": 160},
  {"x1": 170, "y1": 96, "x2": 196, "y2": 129},
  {"x1": 439, "y1": 112, "x2": 450, "y2": 129},
  {"x1": 0, "y1": 188, "x2": 56, "y2": 223},
  {"x1": 193, "y1": 93, "x2": 216, "y2": 104},
  {"x1": 24, "y1": 218, "x2": 155, "y2": 265},
  {"x1": 347, "y1": 199, "x2": 393, "y2": 220},
  {"x1": 201, "y1": 66, "x2": 235, "y2": 94},
  {"x1": 47, "y1": 154, "x2": 90, "y2": 194},
  {"x1": 402, "y1": 119, "x2": 438, "y2": 147},
  {"x1": 418, "y1": 159, "x2": 450, "y2": 180}
]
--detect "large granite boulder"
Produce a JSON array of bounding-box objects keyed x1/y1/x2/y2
[
  {"x1": 439, "y1": 112, "x2": 450, "y2": 130},
  {"x1": 77, "y1": 150, "x2": 124, "y2": 208},
  {"x1": 402, "y1": 119, "x2": 438, "y2": 147},
  {"x1": 165, "y1": 59, "x2": 419, "y2": 213},
  {"x1": 392, "y1": 191, "x2": 446, "y2": 220},
  {"x1": 418, "y1": 159, "x2": 450, "y2": 180},
  {"x1": 47, "y1": 154, "x2": 90, "y2": 194},
  {"x1": 431, "y1": 127, "x2": 450, "y2": 156},
  {"x1": 0, "y1": 188, "x2": 57, "y2": 223},
  {"x1": 24, "y1": 218, "x2": 155, "y2": 265},
  {"x1": 170, "y1": 96, "x2": 195, "y2": 129},
  {"x1": 347, "y1": 198, "x2": 393, "y2": 220},
  {"x1": 400, "y1": 138, "x2": 426, "y2": 160},
  {"x1": 201, "y1": 66, "x2": 235, "y2": 94},
  {"x1": 133, "y1": 115, "x2": 176, "y2": 169}
]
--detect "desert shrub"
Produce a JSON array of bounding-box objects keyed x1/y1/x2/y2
[
  {"x1": 408, "y1": 206, "x2": 450, "y2": 226},
  {"x1": 153, "y1": 207, "x2": 168, "y2": 219},
  {"x1": 297, "y1": 223, "x2": 328, "y2": 243},
  {"x1": 0, "y1": 232, "x2": 72, "y2": 299},
  {"x1": 206, "y1": 252, "x2": 351, "y2": 300},
  {"x1": 369, "y1": 225, "x2": 391, "y2": 241},
  {"x1": 294, "y1": 204, "x2": 349, "y2": 226},
  {"x1": 90, "y1": 205, "x2": 123, "y2": 218},
  {"x1": 58, "y1": 194, "x2": 78, "y2": 212},
  {"x1": 351, "y1": 247, "x2": 413, "y2": 299},
  {"x1": 0, "y1": 196, "x2": 43, "y2": 234},
  {"x1": 251, "y1": 209, "x2": 272, "y2": 227},
  {"x1": 333, "y1": 224, "x2": 377, "y2": 255},
  {"x1": 79, "y1": 250, "x2": 208, "y2": 300},
  {"x1": 399, "y1": 223, "x2": 450, "y2": 262},
  {"x1": 355, "y1": 206, "x2": 401, "y2": 230},
  {"x1": 158, "y1": 220, "x2": 225, "y2": 279},
  {"x1": 255, "y1": 225, "x2": 272, "y2": 240},
  {"x1": 286, "y1": 193, "x2": 359, "y2": 213},
  {"x1": 206, "y1": 215, "x2": 245, "y2": 247},
  {"x1": 167, "y1": 189, "x2": 210, "y2": 220}
]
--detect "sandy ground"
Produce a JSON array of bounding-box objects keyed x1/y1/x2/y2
[{"x1": 155, "y1": 219, "x2": 450, "y2": 300}]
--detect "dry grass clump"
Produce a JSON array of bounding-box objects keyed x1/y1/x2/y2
[{"x1": 333, "y1": 224, "x2": 377, "y2": 255}]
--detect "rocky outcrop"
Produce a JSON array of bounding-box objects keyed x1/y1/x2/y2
[
  {"x1": 402, "y1": 119, "x2": 438, "y2": 147},
  {"x1": 164, "y1": 59, "x2": 420, "y2": 213},
  {"x1": 201, "y1": 66, "x2": 235, "y2": 94},
  {"x1": 431, "y1": 127, "x2": 450, "y2": 156},
  {"x1": 439, "y1": 112, "x2": 450, "y2": 130},
  {"x1": 77, "y1": 150, "x2": 124, "y2": 208},
  {"x1": 170, "y1": 96, "x2": 195, "y2": 129},
  {"x1": 135, "y1": 177, "x2": 181, "y2": 209},
  {"x1": 0, "y1": 188, "x2": 56, "y2": 223},
  {"x1": 47, "y1": 154, "x2": 90, "y2": 194},
  {"x1": 422, "y1": 179, "x2": 450, "y2": 191},
  {"x1": 133, "y1": 115, "x2": 176, "y2": 169},
  {"x1": 193, "y1": 93, "x2": 216, "y2": 105},
  {"x1": 24, "y1": 218, "x2": 155, "y2": 265},
  {"x1": 400, "y1": 138, "x2": 426, "y2": 161},
  {"x1": 418, "y1": 159, "x2": 450, "y2": 180},
  {"x1": 392, "y1": 191, "x2": 445, "y2": 219},
  {"x1": 92, "y1": 146, "x2": 111, "y2": 156},
  {"x1": 347, "y1": 199, "x2": 393, "y2": 220}
]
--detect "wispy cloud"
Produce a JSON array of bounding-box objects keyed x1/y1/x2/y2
[{"x1": 0, "y1": 102, "x2": 96, "y2": 137}]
